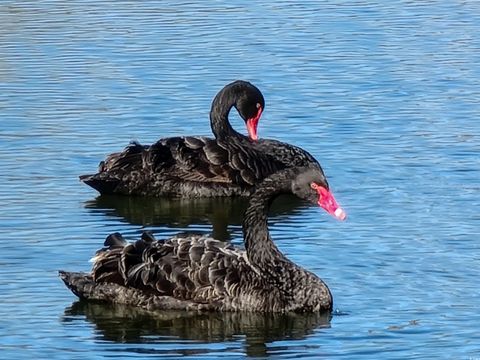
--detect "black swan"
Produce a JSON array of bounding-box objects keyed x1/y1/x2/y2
[
  {"x1": 60, "y1": 166, "x2": 346, "y2": 313},
  {"x1": 80, "y1": 80, "x2": 284, "y2": 197},
  {"x1": 80, "y1": 81, "x2": 327, "y2": 198}
]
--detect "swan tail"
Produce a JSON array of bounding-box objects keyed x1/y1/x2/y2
[
  {"x1": 58, "y1": 270, "x2": 148, "y2": 305},
  {"x1": 80, "y1": 141, "x2": 148, "y2": 194},
  {"x1": 58, "y1": 270, "x2": 217, "y2": 311},
  {"x1": 59, "y1": 271, "x2": 98, "y2": 300},
  {"x1": 79, "y1": 173, "x2": 120, "y2": 194}
]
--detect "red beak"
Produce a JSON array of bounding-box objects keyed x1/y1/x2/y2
[
  {"x1": 316, "y1": 185, "x2": 346, "y2": 221},
  {"x1": 246, "y1": 107, "x2": 262, "y2": 141}
]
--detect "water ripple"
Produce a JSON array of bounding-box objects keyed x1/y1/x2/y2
[{"x1": 1, "y1": 1, "x2": 479, "y2": 359}]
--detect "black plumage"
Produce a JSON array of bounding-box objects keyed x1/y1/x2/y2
[
  {"x1": 80, "y1": 80, "x2": 325, "y2": 198},
  {"x1": 60, "y1": 166, "x2": 338, "y2": 313}
]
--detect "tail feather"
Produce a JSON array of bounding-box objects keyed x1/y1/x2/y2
[
  {"x1": 58, "y1": 270, "x2": 211, "y2": 310},
  {"x1": 59, "y1": 270, "x2": 143, "y2": 303},
  {"x1": 79, "y1": 173, "x2": 121, "y2": 194},
  {"x1": 59, "y1": 271, "x2": 96, "y2": 300},
  {"x1": 80, "y1": 142, "x2": 147, "y2": 195}
]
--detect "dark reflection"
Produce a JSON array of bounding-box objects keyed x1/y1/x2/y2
[
  {"x1": 63, "y1": 301, "x2": 331, "y2": 357},
  {"x1": 84, "y1": 194, "x2": 306, "y2": 240}
]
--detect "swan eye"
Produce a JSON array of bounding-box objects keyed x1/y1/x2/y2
[
  {"x1": 256, "y1": 103, "x2": 261, "y2": 109},
  {"x1": 310, "y1": 182, "x2": 319, "y2": 190}
]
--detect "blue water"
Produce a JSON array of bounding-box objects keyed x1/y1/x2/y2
[{"x1": 1, "y1": 1, "x2": 479, "y2": 359}]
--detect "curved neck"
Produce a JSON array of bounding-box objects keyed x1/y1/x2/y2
[
  {"x1": 242, "y1": 174, "x2": 293, "y2": 274},
  {"x1": 209, "y1": 87, "x2": 243, "y2": 140}
]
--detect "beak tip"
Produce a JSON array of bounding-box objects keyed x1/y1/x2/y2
[{"x1": 334, "y1": 208, "x2": 347, "y2": 221}]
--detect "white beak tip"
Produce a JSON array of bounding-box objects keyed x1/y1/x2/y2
[{"x1": 334, "y1": 208, "x2": 347, "y2": 221}]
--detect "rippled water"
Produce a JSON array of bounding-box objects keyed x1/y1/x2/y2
[{"x1": 1, "y1": 1, "x2": 479, "y2": 359}]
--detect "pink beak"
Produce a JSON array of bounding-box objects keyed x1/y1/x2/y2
[
  {"x1": 316, "y1": 185, "x2": 347, "y2": 221},
  {"x1": 246, "y1": 107, "x2": 262, "y2": 141}
]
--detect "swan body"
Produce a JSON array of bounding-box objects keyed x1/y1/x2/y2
[
  {"x1": 81, "y1": 81, "x2": 326, "y2": 198},
  {"x1": 81, "y1": 80, "x2": 287, "y2": 198},
  {"x1": 61, "y1": 167, "x2": 346, "y2": 313}
]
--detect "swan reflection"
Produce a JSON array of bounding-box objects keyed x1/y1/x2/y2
[
  {"x1": 84, "y1": 194, "x2": 305, "y2": 241},
  {"x1": 63, "y1": 301, "x2": 331, "y2": 357}
]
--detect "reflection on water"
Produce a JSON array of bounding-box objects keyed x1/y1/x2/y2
[
  {"x1": 63, "y1": 301, "x2": 330, "y2": 357},
  {"x1": 84, "y1": 194, "x2": 305, "y2": 241}
]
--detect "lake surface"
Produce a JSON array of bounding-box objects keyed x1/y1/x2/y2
[{"x1": 1, "y1": 1, "x2": 479, "y2": 359}]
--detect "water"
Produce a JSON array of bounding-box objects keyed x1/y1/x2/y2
[{"x1": 1, "y1": 1, "x2": 479, "y2": 358}]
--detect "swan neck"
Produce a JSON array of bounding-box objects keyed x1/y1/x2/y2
[
  {"x1": 242, "y1": 178, "x2": 291, "y2": 269},
  {"x1": 210, "y1": 89, "x2": 242, "y2": 139}
]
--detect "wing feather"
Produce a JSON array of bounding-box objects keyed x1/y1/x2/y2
[{"x1": 92, "y1": 232, "x2": 252, "y2": 303}]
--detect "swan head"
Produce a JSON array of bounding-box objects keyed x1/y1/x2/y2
[
  {"x1": 230, "y1": 81, "x2": 265, "y2": 141},
  {"x1": 291, "y1": 167, "x2": 346, "y2": 221}
]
